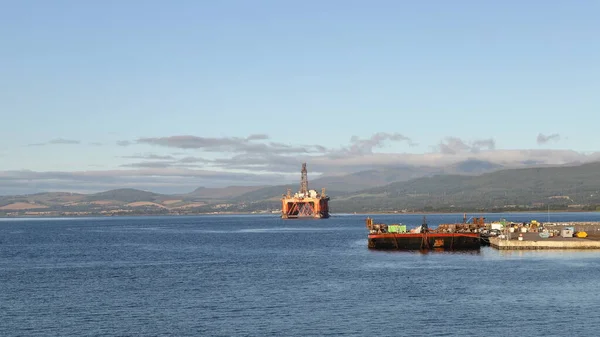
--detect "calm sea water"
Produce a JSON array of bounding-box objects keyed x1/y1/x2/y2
[{"x1": 2, "y1": 212, "x2": 600, "y2": 336}]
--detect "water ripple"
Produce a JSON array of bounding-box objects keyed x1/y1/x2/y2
[{"x1": 2, "y1": 213, "x2": 600, "y2": 336}]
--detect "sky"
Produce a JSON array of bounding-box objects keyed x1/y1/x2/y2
[{"x1": 1, "y1": 1, "x2": 599, "y2": 195}]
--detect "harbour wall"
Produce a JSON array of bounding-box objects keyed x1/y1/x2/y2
[{"x1": 490, "y1": 236, "x2": 600, "y2": 250}]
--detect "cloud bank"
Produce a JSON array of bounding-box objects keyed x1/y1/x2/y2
[{"x1": 4, "y1": 132, "x2": 600, "y2": 194}]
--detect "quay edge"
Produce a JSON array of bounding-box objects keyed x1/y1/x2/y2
[{"x1": 490, "y1": 236, "x2": 600, "y2": 250}]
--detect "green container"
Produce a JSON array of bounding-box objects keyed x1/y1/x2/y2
[{"x1": 388, "y1": 224, "x2": 406, "y2": 233}]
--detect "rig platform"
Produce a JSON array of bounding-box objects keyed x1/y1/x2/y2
[{"x1": 281, "y1": 163, "x2": 330, "y2": 219}]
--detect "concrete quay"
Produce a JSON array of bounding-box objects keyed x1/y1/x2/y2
[
  {"x1": 490, "y1": 232, "x2": 600, "y2": 250},
  {"x1": 543, "y1": 222, "x2": 600, "y2": 235}
]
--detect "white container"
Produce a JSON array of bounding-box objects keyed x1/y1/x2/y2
[
  {"x1": 491, "y1": 223, "x2": 503, "y2": 230},
  {"x1": 561, "y1": 229, "x2": 573, "y2": 238},
  {"x1": 509, "y1": 227, "x2": 515, "y2": 233},
  {"x1": 521, "y1": 227, "x2": 527, "y2": 233}
]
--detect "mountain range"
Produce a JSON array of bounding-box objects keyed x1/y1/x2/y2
[{"x1": 2, "y1": 159, "x2": 600, "y2": 216}]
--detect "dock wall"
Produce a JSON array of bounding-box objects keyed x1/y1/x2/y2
[{"x1": 490, "y1": 237, "x2": 600, "y2": 250}]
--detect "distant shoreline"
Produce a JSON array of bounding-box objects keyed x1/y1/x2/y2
[
  {"x1": 354, "y1": 210, "x2": 598, "y2": 215},
  {"x1": 1, "y1": 209, "x2": 598, "y2": 219}
]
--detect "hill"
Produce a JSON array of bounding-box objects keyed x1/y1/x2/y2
[
  {"x1": 0, "y1": 192, "x2": 86, "y2": 208},
  {"x1": 333, "y1": 161, "x2": 600, "y2": 212},
  {"x1": 86, "y1": 188, "x2": 163, "y2": 203},
  {"x1": 184, "y1": 186, "x2": 266, "y2": 200},
  {"x1": 3, "y1": 161, "x2": 600, "y2": 217},
  {"x1": 233, "y1": 159, "x2": 506, "y2": 201}
]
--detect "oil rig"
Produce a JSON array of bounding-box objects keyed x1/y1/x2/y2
[{"x1": 281, "y1": 163, "x2": 330, "y2": 219}]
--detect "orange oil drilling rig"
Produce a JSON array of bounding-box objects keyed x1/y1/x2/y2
[{"x1": 281, "y1": 163, "x2": 330, "y2": 219}]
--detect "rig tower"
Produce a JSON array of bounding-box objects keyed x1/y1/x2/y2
[
  {"x1": 300, "y1": 163, "x2": 308, "y2": 195},
  {"x1": 281, "y1": 163, "x2": 330, "y2": 219}
]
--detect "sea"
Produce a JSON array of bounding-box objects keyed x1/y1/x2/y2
[{"x1": 2, "y1": 212, "x2": 600, "y2": 337}]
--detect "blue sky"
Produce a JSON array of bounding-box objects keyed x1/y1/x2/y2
[{"x1": 1, "y1": 1, "x2": 599, "y2": 194}]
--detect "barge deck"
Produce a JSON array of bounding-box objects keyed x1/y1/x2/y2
[{"x1": 366, "y1": 217, "x2": 480, "y2": 251}]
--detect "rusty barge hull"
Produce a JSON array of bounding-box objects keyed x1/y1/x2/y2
[{"x1": 368, "y1": 233, "x2": 480, "y2": 250}]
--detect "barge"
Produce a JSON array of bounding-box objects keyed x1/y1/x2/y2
[{"x1": 366, "y1": 217, "x2": 481, "y2": 251}]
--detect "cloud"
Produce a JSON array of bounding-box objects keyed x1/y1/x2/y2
[
  {"x1": 343, "y1": 132, "x2": 415, "y2": 155},
  {"x1": 3, "y1": 147, "x2": 600, "y2": 195},
  {"x1": 120, "y1": 162, "x2": 175, "y2": 169},
  {"x1": 178, "y1": 156, "x2": 211, "y2": 163},
  {"x1": 136, "y1": 135, "x2": 265, "y2": 150},
  {"x1": 210, "y1": 153, "x2": 302, "y2": 173},
  {"x1": 123, "y1": 134, "x2": 327, "y2": 154},
  {"x1": 471, "y1": 138, "x2": 496, "y2": 151},
  {"x1": 206, "y1": 146, "x2": 600, "y2": 178},
  {"x1": 49, "y1": 138, "x2": 80, "y2": 145},
  {"x1": 437, "y1": 137, "x2": 496, "y2": 154},
  {"x1": 202, "y1": 147, "x2": 600, "y2": 176},
  {"x1": 537, "y1": 133, "x2": 560, "y2": 145},
  {"x1": 438, "y1": 137, "x2": 470, "y2": 154},
  {"x1": 113, "y1": 133, "x2": 598, "y2": 177},
  {"x1": 121, "y1": 153, "x2": 176, "y2": 160},
  {"x1": 28, "y1": 138, "x2": 81, "y2": 146},
  {"x1": 118, "y1": 155, "x2": 213, "y2": 170},
  {"x1": 6, "y1": 132, "x2": 600, "y2": 195},
  {"x1": 246, "y1": 134, "x2": 269, "y2": 141}
]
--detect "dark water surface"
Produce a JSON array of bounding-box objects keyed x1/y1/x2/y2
[{"x1": 2, "y1": 212, "x2": 600, "y2": 336}]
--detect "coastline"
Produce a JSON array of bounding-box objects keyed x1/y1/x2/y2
[{"x1": 1, "y1": 209, "x2": 598, "y2": 219}]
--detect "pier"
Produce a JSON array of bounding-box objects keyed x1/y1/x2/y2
[
  {"x1": 489, "y1": 221, "x2": 600, "y2": 250},
  {"x1": 490, "y1": 233, "x2": 600, "y2": 250}
]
